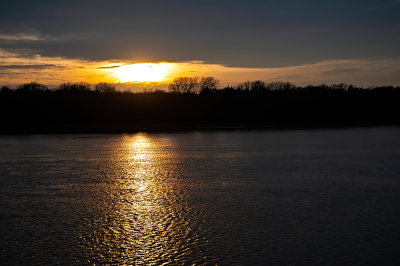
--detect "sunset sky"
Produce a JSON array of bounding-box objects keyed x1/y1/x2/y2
[{"x1": 1, "y1": 0, "x2": 400, "y2": 90}]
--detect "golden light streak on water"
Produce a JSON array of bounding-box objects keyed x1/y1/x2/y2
[{"x1": 93, "y1": 134, "x2": 199, "y2": 264}]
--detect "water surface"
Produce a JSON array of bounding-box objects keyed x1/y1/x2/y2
[{"x1": 1, "y1": 127, "x2": 400, "y2": 264}]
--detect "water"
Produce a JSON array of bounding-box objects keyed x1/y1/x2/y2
[{"x1": 1, "y1": 127, "x2": 400, "y2": 265}]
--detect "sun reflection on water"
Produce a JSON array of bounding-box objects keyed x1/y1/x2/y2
[{"x1": 97, "y1": 133, "x2": 199, "y2": 264}]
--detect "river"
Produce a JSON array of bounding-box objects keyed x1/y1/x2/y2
[{"x1": 1, "y1": 127, "x2": 400, "y2": 264}]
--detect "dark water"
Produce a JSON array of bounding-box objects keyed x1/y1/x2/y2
[{"x1": 1, "y1": 127, "x2": 400, "y2": 265}]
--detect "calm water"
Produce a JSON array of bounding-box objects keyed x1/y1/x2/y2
[{"x1": 1, "y1": 127, "x2": 400, "y2": 265}]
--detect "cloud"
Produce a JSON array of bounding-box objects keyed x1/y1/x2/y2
[
  {"x1": 97, "y1": 65, "x2": 123, "y2": 69},
  {"x1": 0, "y1": 33, "x2": 46, "y2": 41},
  {"x1": 167, "y1": 58, "x2": 400, "y2": 87},
  {"x1": 0, "y1": 1, "x2": 399, "y2": 68},
  {"x1": 0, "y1": 64, "x2": 64, "y2": 70},
  {"x1": 322, "y1": 68, "x2": 360, "y2": 75},
  {"x1": 0, "y1": 48, "x2": 114, "y2": 85}
]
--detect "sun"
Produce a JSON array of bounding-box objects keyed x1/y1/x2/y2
[{"x1": 109, "y1": 63, "x2": 170, "y2": 83}]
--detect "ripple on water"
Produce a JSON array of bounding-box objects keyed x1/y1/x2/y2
[{"x1": 1, "y1": 129, "x2": 400, "y2": 264}]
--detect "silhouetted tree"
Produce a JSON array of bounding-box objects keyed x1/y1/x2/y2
[
  {"x1": 17, "y1": 82, "x2": 48, "y2": 92},
  {"x1": 0, "y1": 85, "x2": 11, "y2": 93},
  {"x1": 250, "y1": 80, "x2": 267, "y2": 92},
  {"x1": 168, "y1": 77, "x2": 199, "y2": 94},
  {"x1": 266, "y1": 82, "x2": 296, "y2": 91},
  {"x1": 199, "y1": 77, "x2": 219, "y2": 94},
  {"x1": 95, "y1": 82, "x2": 116, "y2": 93},
  {"x1": 237, "y1": 81, "x2": 251, "y2": 91},
  {"x1": 222, "y1": 86, "x2": 236, "y2": 93},
  {"x1": 1, "y1": 79, "x2": 400, "y2": 134},
  {"x1": 329, "y1": 83, "x2": 348, "y2": 91},
  {"x1": 59, "y1": 82, "x2": 91, "y2": 92}
]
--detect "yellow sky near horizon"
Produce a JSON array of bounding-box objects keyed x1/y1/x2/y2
[{"x1": 1, "y1": 48, "x2": 399, "y2": 90}]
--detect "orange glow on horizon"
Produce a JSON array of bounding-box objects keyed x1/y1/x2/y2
[{"x1": 2, "y1": 48, "x2": 399, "y2": 87}]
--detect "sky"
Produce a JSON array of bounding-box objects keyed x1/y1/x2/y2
[{"x1": 1, "y1": 0, "x2": 400, "y2": 89}]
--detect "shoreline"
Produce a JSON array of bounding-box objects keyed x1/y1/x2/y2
[{"x1": 1, "y1": 121, "x2": 399, "y2": 135}]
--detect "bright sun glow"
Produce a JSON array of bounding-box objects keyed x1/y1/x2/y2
[{"x1": 110, "y1": 63, "x2": 170, "y2": 83}]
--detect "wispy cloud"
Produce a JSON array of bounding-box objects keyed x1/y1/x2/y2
[
  {"x1": 0, "y1": 48, "x2": 115, "y2": 84},
  {"x1": 97, "y1": 65, "x2": 123, "y2": 69},
  {"x1": 321, "y1": 67, "x2": 360, "y2": 75},
  {"x1": 166, "y1": 58, "x2": 400, "y2": 87},
  {"x1": 0, "y1": 64, "x2": 64, "y2": 70},
  {"x1": 0, "y1": 33, "x2": 45, "y2": 41}
]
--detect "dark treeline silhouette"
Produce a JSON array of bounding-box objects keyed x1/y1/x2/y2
[{"x1": 1, "y1": 79, "x2": 400, "y2": 133}]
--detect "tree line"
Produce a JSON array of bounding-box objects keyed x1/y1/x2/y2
[
  {"x1": 1, "y1": 82, "x2": 116, "y2": 94},
  {"x1": 1, "y1": 78, "x2": 400, "y2": 133},
  {"x1": 2, "y1": 78, "x2": 398, "y2": 94},
  {"x1": 168, "y1": 77, "x2": 299, "y2": 94}
]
